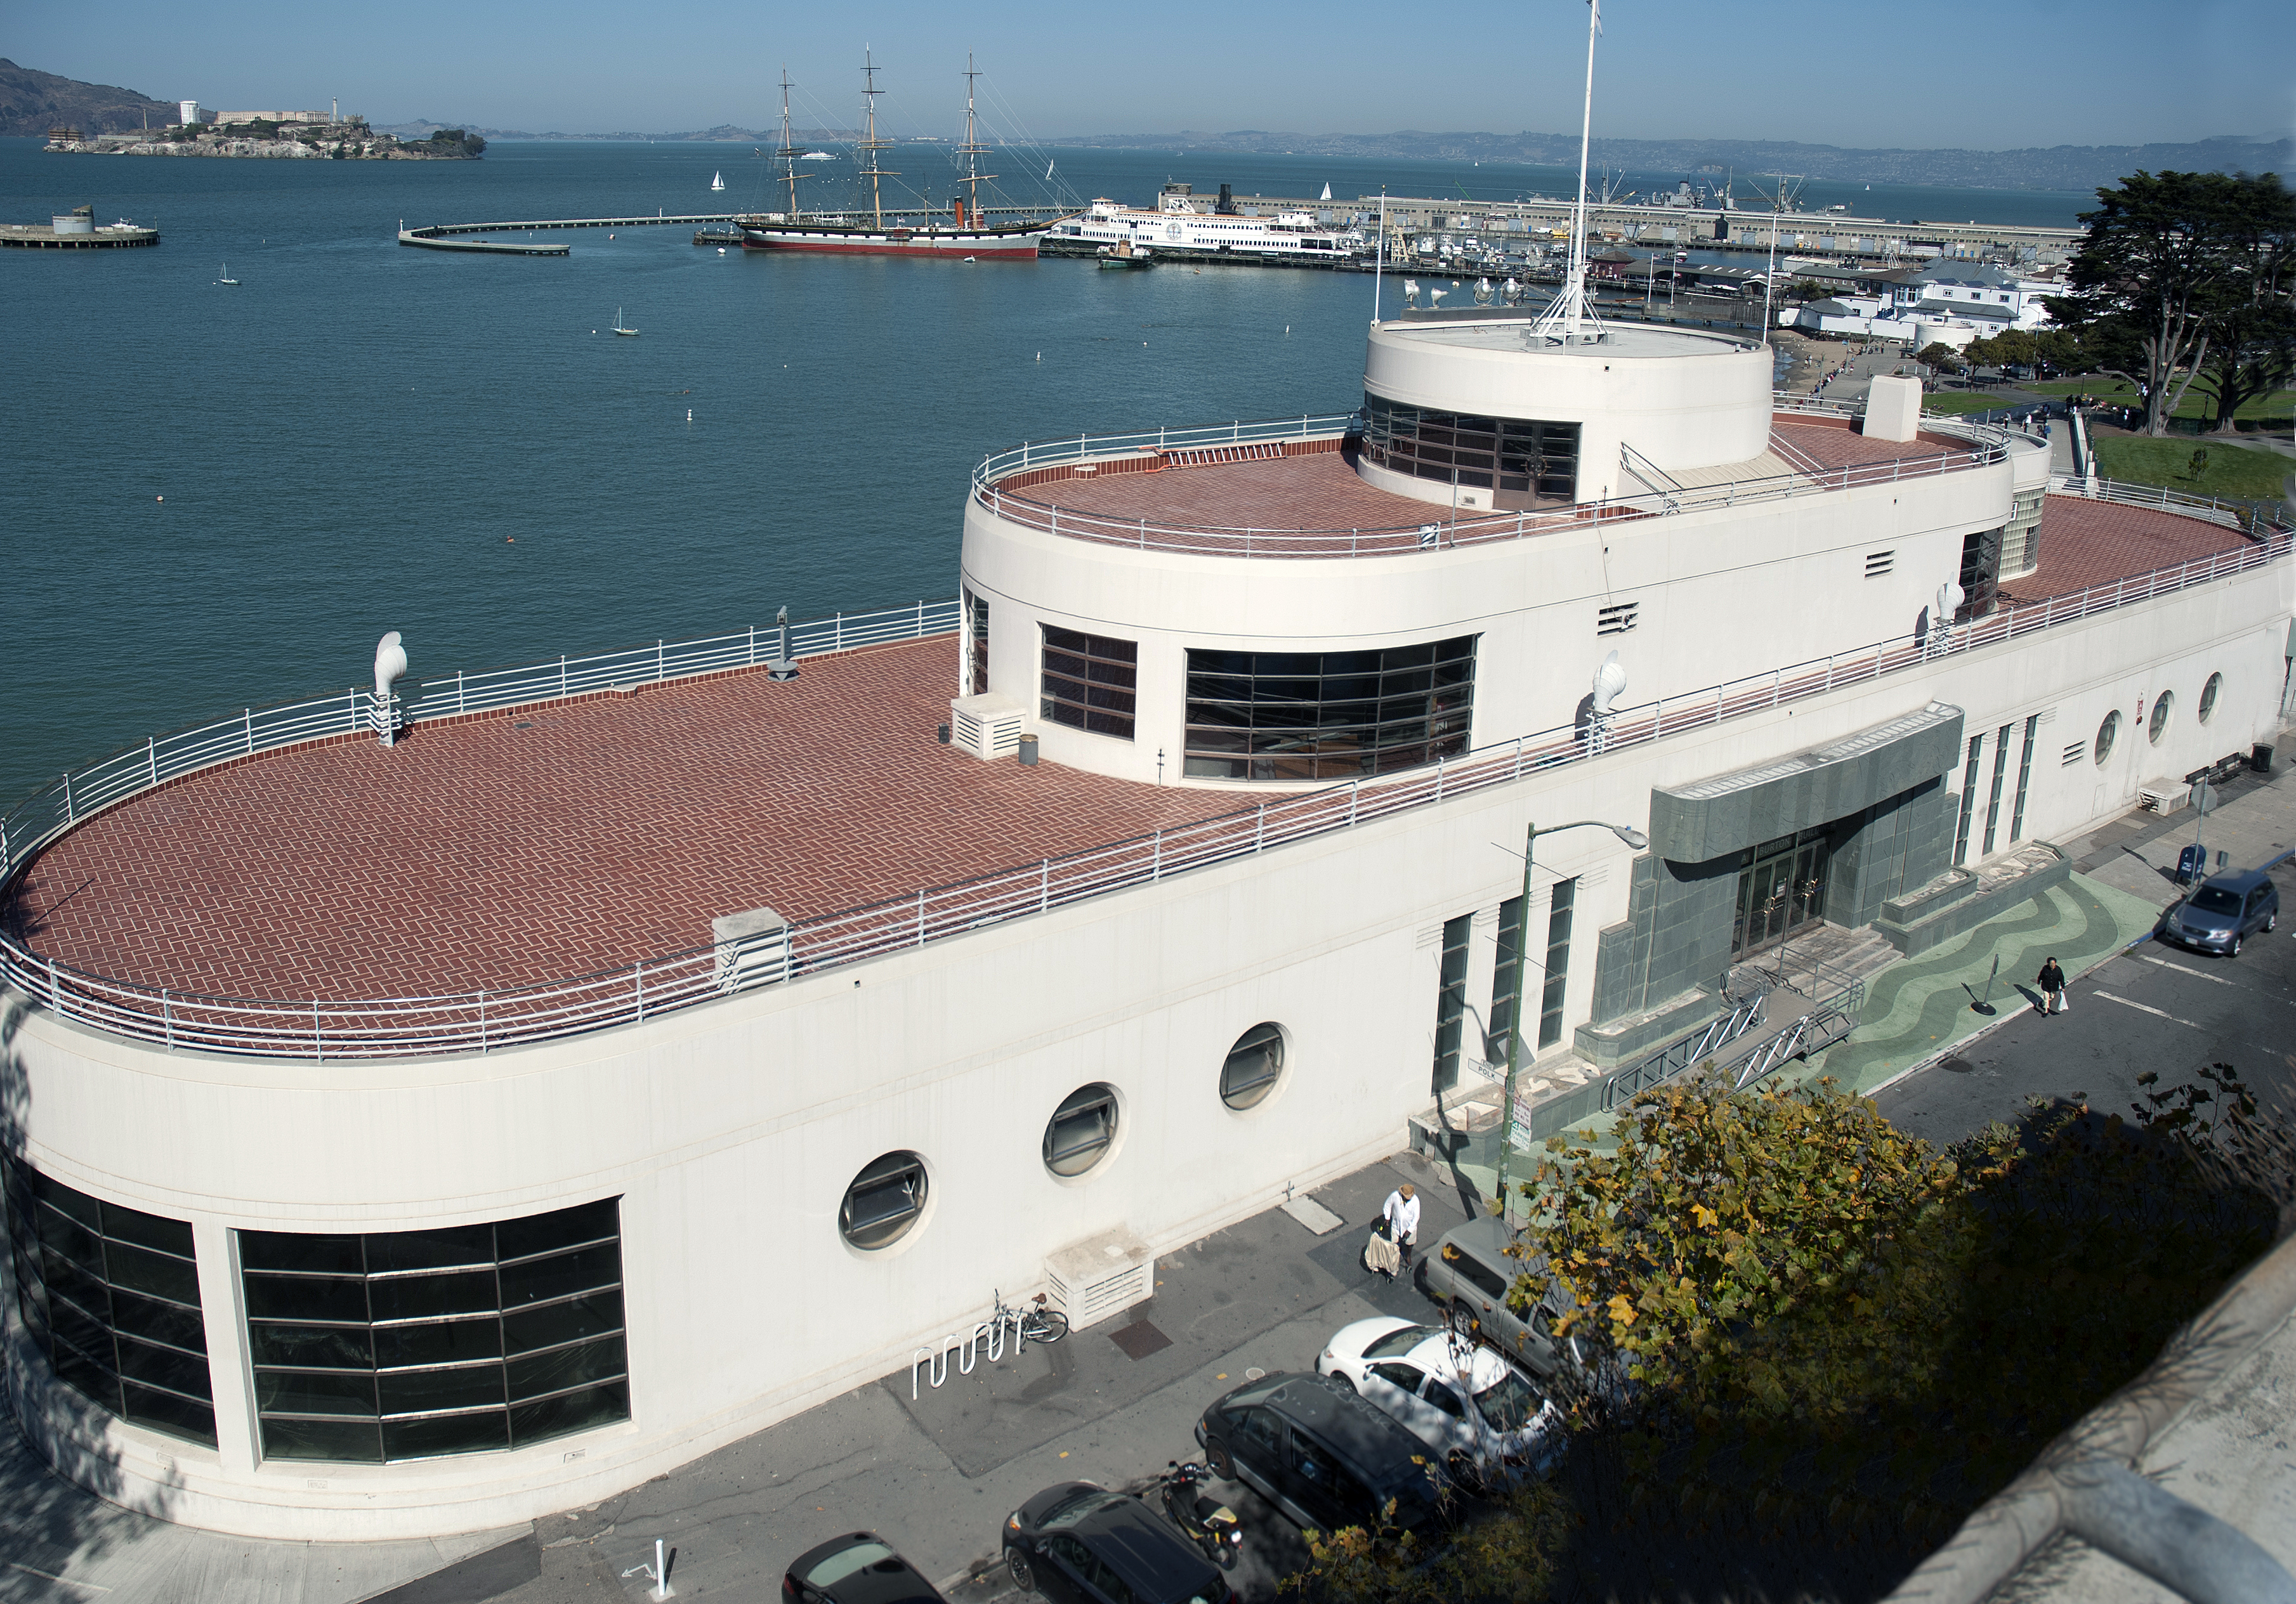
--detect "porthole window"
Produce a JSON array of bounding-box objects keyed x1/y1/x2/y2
[
  {"x1": 1221, "y1": 1023, "x2": 1287, "y2": 1111},
  {"x1": 2148, "y1": 691, "x2": 2173, "y2": 745},
  {"x1": 1044, "y1": 1085, "x2": 1120, "y2": 1177},
  {"x1": 2199, "y1": 674, "x2": 2222, "y2": 724},
  {"x1": 2094, "y1": 709, "x2": 2120, "y2": 766},
  {"x1": 841, "y1": 1152, "x2": 928, "y2": 1250}
]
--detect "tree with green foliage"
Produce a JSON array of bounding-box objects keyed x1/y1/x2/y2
[
  {"x1": 1962, "y1": 328, "x2": 2085, "y2": 376},
  {"x1": 2047, "y1": 169, "x2": 2288, "y2": 436},
  {"x1": 1917, "y1": 341, "x2": 1962, "y2": 372},
  {"x1": 2187, "y1": 174, "x2": 2293, "y2": 432},
  {"x1": 1286, "y1": 1067, "x2": 2284, "y2": 1601}
]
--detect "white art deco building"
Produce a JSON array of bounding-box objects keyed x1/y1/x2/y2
[{"x1": 3, "y1": 302, "x2": 2289, "y2": 1539}]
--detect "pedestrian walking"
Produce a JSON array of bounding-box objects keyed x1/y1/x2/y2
[
  {"x1": 1381, "y1": 1182, "x2": 1420, "y2": 1274},
  {"x1": 2036, "y1": 956, "x2": 2066, "y2": 1015}
]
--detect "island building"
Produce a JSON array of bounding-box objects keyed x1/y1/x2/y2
[{"x1": 1, "y1": 294, "x2": 2288, "y2": 1539}]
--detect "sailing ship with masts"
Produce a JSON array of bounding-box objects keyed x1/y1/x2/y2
[{"x1": 737, "y1": 55, "x2": 1058, "y2": 259}]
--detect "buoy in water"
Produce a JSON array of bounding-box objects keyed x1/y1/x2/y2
[
  {"x1": 686, "y1": 409, "x2": 693, "y2": 422},
  {"x1": 718, "y1": 247, "x2": 726, "y2": 255},
  {"x1": 155, "y1": 495, "x2": 163, "y2": 502}
]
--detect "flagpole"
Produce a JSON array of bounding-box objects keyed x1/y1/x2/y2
[
  {"x1": 1566, "y1": 0, "x2": 1599, "y2": 346},
  {"x1": 1374, "y1": 189, "x2": 1387, "y2": 323}
]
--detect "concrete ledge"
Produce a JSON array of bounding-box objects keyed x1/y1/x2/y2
[
  {"x1": 1876, "y1": 845, "x2": 2071, "y2": 956},
  {"x1": 1880, "y1": 867, "x2": 1978, "y2": 927},
  {"x1": 1573, "y1": 986, "x2": 1717, "y2": 1070}
]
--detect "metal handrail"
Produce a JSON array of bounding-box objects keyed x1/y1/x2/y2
[
  {"x1": 976, "y1": 426, "x2": 2009, "y2": 558},
  {"x1": 6, "y1": 528, "x2": 2284, "y2": 1061},
  {"x1": 0, "y1": 599, "x2": 959, "y2": 882}
]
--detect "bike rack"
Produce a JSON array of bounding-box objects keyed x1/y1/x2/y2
[{"x1": 911, "y1": 1312, "x2": 1026, "y2": 1399}]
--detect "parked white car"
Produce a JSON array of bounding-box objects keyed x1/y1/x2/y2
[{"x1": 1314, "y1": 1317, "x2": 1563, "y2": 1484}]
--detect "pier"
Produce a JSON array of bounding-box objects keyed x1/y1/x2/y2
[
  {"x1": 398, "y1": 204, "x2": 1075, "y2": 256},
  {"x1": 2, "y1": 220, "x2": 159, "y2": 249}
]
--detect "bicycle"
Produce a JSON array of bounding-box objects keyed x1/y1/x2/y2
[{"x1": 993, "y1": 1288, "x2": 1070, "y2": 1348}]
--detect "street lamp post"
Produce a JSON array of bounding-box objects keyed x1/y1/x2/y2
[{"x1": 1495, "y1": 817, "x2": 1650, "y2": 1222}]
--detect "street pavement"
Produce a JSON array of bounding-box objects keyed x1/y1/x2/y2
[{"x1": 1, "y1": 767, "x2": 2289, "y2": 1604}]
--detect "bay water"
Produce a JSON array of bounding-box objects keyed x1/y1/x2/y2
[{"x1": 0, "y1": 137, "x2": 2090, "y2": 806}]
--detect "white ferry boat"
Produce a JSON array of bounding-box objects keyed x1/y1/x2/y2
[{"x1": 1053, "y1": 183, "x2": 1362, "y2": 263}]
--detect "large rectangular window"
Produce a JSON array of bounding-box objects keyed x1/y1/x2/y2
[
  {"x1": 1432, "y1": 915, "x2": 1471, "y2": 1093},
  {"x1": 1981, "y1": 722, "x2": 2013, "y2": 856},
  {"x1": 1538, "y1": 879, "x2": 1578, "y2": 1050},
  {"x1": 1184, "y1": 636, "x2": 1476, "y2": 782},
  {"x1": 2009, "y1": 714, "x2": 2040, "y2": 842},
  {"x1": 1953, "y1": 734, "x2": 1984, "y2": 866},
  {"x1": 964, "y1": 589, "x2": 989, "y2": 698},
  {"x1": 1039, "y1": 625, "x2": 1137, "y2": 740},
  {"x1": 1361, "y1": 393, "x2": 1580, "y2": 505},
  {"x1": 239, "y1": 1199, "x2": 627, "y2": 1464},
  {"x1": 1487, "y1": 895, "x2": 1525, "y2": 1062},
  {"x1": 3, "y1": 1156, "x2": 216, "y2": 1447}
]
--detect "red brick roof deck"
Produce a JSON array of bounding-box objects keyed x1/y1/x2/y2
[
  {"x1": 3, "y1": 639, "x2": 1237, "y2": 1004},
  {"x1": 2000, "y1": 495, "x2": 2256, "y2": 607},
  {"x1": 983, "y1": 414, "x2": 1990, "y2": 557}
]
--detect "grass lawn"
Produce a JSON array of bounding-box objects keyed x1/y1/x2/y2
[
  {"x1": 1921, "y1": 392, "x2": 2014, "y2": 415},
  {"x1": 2089, "y1": 435, "x2": 2291, "y2": 499},
  {"x1": 2026, "y1": 375, "x2": 2293, "y2": 426}
]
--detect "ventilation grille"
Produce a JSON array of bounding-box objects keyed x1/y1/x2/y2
[
  {"x1": 711, "y1": 908, "x2": 789, "y2": 993},
  {"x1": 2061, "y1": 742, "x2": 2085, "y2": 767},
  {"x1": 1597, "y1": 601, "x2": 1639, "y2": 637},
  {"x1": 2137, "y1": 783, "x2": 2189, "y2": 815},
  {"x1": 950, "y1": 693, "x2": 1026, "y2": 760},
  {"x1": 1046, "y1": 1228, "x2": 1155, "y2": 1331},
  {"x1": 1865, "y1": 551, "x2": 1895, "y2": 578}
]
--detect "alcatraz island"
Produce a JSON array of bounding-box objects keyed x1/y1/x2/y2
[{"x1": 47, "y1": 103, "x2": 483, "y2": 160}]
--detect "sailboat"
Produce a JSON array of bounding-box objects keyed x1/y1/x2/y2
[
  {"x1": 612, "y1": 307, "x2": 638, "y2": 336},
  {"x1": 216, "y1": 262, "x2": 238, "y2": 285},
  {"x1": 711, "y1": 171, "x2": 725, "y2": 192},
  {"x1": 1319, "y1": 182, "x2": 1332, "y2": 202},
  {"x1": 735, "y1": 53, "x2": 1059, "y2": 259}
]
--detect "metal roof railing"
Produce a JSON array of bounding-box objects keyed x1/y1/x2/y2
[
  {"x1": 974, "y1": 412, "x2": 2012, "y2": 559},
  {"x1": 3, "y1": 527, "x2": 2286, "y2": 1061}
]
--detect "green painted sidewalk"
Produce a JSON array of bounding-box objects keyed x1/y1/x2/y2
[
  {"x1": 1455, "y1": 871, "x2": 2163, "y2": 1199},
  {"x1": 1794, "y1": 871, "x2": 2162, "y2": 1097}
]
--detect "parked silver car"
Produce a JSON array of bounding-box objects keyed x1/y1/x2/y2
[
  {"x1": 1414, "y1": 1216, "x2": 1567, "y2": 1378},
  {"x1": 2157, "y1": 870, "x2": 2278, "y2": 958}
]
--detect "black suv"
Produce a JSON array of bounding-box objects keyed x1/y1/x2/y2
[{"x1": 1195, "y1": 1371, "x2": 1448, "y2": 1535}]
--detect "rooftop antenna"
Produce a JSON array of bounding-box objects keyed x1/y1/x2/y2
[
  {"x1": 1755, "y1": 173, "x2": 1803, "y2": 346},
  {"x1": 1373, "y1": 187, "x2": 1387, "y2": 322},
  {"x1": 1530, "y1": 0, "x2": 1606, "y2": 348}
]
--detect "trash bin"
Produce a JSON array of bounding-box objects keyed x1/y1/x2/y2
[
  {"x1": 1017, "y1": 734, "x2": 1039, "y2": 767},
  {"x1": 2254, "y1": 742, "x2": 2275, "y2": 774}
]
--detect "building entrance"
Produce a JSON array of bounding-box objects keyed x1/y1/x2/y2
[{"x1": 1732, "y1": 826, "x2": 1832, "y2": 960}]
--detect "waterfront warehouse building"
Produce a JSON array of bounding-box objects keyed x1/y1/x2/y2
[{"x1": 3, "y1": 306, "x2": 2289, "y2": 1537}]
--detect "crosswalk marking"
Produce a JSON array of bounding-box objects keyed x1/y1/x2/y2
[{"x1": 2094, "y1": 991, "x2": 2208, "y2": 1031}]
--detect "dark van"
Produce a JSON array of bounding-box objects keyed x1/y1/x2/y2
[{"x1": 1194, "y1": 1371, "x2": 1448, "y2": 1536}]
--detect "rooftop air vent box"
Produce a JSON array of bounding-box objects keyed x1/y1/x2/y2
[
  {"x1": 951, "y1": 692, "x2": 1027, "y2": 761},
  {"x1": 711, "y1": 907, "x2": 789, "y2": 993},
  {"x1": 1046, "y1": 1227, "x2": 1154, "y2": 1331}
]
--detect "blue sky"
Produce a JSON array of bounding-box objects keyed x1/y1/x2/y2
[{"x1": 11, "y1": 0, "x2": 2292, "y2": 147}]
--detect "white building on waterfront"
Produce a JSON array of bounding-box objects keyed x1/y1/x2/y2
[
  {"x1": 3, "y1": 299, "x2": 2288, "y2": 1541},
  {"x1": 1795, "y1": 259, "x2": 2061, "y2": 347}
]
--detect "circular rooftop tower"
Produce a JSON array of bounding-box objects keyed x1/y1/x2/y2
[{"x1": 1358, "y1": 316, "x2": 1772, "y2": 512}]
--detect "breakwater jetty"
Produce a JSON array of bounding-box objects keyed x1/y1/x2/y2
[{"x1": 397, "y1": 212, "x2": 738, "y2": 256}]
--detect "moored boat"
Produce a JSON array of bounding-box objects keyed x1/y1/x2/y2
[{"x1": 735, "y1": 55, "x2": 1056, "y2": 259}]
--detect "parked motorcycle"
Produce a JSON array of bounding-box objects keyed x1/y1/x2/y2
[{"x1": 1158, "y1": 1461, "x2": 1242, "y2": 1569}]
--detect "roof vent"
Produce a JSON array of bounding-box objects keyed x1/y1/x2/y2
[
  {"x1": 711, "y1": 907, "x2": 789, "y2": 993},
  {"x1": 1865, "y1": 550, "x2": 1894, "y2": 578},
  {"x1": 1596, "y1": 601, "x2": 1639, "y2": 636},
  {"x1": 951, "y1": 692, "x2": 1026, "y2": 760}
]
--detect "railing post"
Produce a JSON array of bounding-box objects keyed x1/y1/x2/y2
[
  {"x1": 915, "y1": 599, "x2": 924, "y2": 637},
  {"x1": 1436, "y1": 757, "x2": 1445, "y2": 800},
  {"x1": 656, "y1": 640, "x2": 665, "y2": 681},
  {"x1": 835, "y1": 613, "x2": 844, "y2": 650},
  {"x1": 1040, "y1": 858, "x2": 1049, "y2": 912},
  {"x1": 457, "y1": 670, "x2": 466, "y2": 714},
  {"x1": 313, "y1": 1000, "x2": 322, "y2": 1062},
  {"x1": 635, "y1": 961, "x2": 645, "y2": 1020},
  {"x1": 245, "y1": 707, "x2": 254, "y2": 754},
  {"x1": 48, "y1": 956, "x2": 61, "y2": 1014},
  {"x1": 1349, "y1": 779, "x2": 1359, "y2": 825},
  {"x1": 63, "y1": 771, "x2": 74, "y2": 825},
  {"x1": 1772, "y1": 668, "x2": 1781, "y2": 706},
  {"x1": 1512, "y1": 736, "x2": 1523, "y2": 778},
  {"x1": 1152, "y1": 830, "x2": 1163, "y2": 881},
  {"x1": 915, "y1": 888, "x2": 926, "y2": 945},
  {"x1": 147, "y1": 737, "x2": 157, "y2": 787},
  {"x1": 162, "y1": 988, "x2": 173, "y2": 1051},
  {"x1": 1824, "y1": 655, "x2": 1834, "y2": 691},
  {"x1": 1256, "y1": 804, "x2": 1266, "y2": 852}
]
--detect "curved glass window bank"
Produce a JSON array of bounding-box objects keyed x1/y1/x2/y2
[
  {"x1": 3, "y1": 1157, "x2": 216, "y2": 1446},
  {"x1": 1184, "y1": 636, "x2": 1477, "y2": 781},
  {"x1": 239, "y1": 1199, "x2": 627, "y2": 1463},
  {"x1": 1360, "y1": 392, "x2": 1580, "y2": 505}
]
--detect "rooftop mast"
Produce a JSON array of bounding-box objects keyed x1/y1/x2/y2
[
  {"x1": 856, "y1": 48, "x2": 898, "y2": 230},
  {"x1": 1531, "y1": 0, "x2": 1605, "y2": 348},
  {"x1": 957, "y1": 53, "x2": 997, "y2": 226}
]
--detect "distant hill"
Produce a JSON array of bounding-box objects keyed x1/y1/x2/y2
[
  {"x1": 0, "y1": 58, "x2": 176, "y2": 137},
  {"x1": 378, "y1": 122, "x2": 864, "y2": 145},
  {"x1": 1048, "y1": 129, "x2": 2293, "y2": 193}
]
